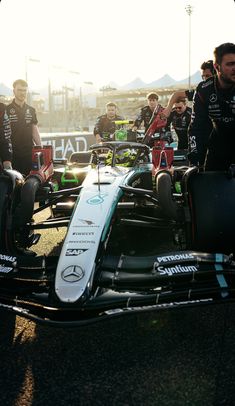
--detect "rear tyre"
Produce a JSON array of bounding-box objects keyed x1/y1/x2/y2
[{"x1": 19, "y1": 177, "x2": 40, "y2": 225}]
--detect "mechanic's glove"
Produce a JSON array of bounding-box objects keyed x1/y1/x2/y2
[
  {"x1": 3, "y1": 161, "x2": 12, "y2": 170},
  {"x1": 160, "y1": 108, "x2": 171, "y2": 119}
]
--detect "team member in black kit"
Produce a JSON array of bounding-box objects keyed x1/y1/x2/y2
[
  {"x1": 0, "y1": 103, "x2": 12, "y2": 169},
  {"x1": 132, "y1": 92, "x2": 164, "y2": 133},
  {"x1": 162, "y1": 60, "x2": 216, "y2": 118},
  {"x1": 7, "y1": 79, "x2": 41, "y2": 175},
  {"x1": 166, "y1": 99, "x2": 192, "y2": 149},
  {"x1": 94, "y1": 102, "x2": 124, "y2": 143},
  {"x1": 188, "y1": 42, "x2": 235, "y2": 170}
]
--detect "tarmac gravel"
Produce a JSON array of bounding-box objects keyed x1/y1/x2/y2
[
  {"x1": 1, "y1": 303, "x2": 235, "y2": 406},
  {"x1": 1, "y1": 212, "x2": 235, "y2": 405}
]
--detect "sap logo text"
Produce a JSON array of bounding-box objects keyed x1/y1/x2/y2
[{"x1": 66, "y1": 249, "x2": 88, "y2": 256}]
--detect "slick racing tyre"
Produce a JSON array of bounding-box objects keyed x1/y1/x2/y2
[
  {"x1": 155, "y1": 171, "x2": 177, "y2": 220},
  {"x1": 0, "y1": 171, "x2": 23, "y2": 252},
  {"x1": 19, "y1": 176, "x2": 41, "y2": 225},
  {"x1": 12, "y1": 176, "x2": 41, "y2": 250}
]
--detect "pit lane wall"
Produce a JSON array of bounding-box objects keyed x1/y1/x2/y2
[{"x1": 41, "y1": 132, "x2": 96, "y2": 159}]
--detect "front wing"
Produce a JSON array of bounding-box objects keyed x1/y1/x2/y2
[{"x1": 0, "y1": 250, "x2": 235, "y2": 327}]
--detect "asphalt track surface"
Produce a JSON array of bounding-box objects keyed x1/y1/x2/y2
[{"x1": 1, "y1": 215, "x2": 235, "y2": 405}]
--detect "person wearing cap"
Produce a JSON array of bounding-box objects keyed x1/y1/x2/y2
[
  {"x1": 165, "y1": 98, "x2": 192, "y2": 150},
  {"x1": 132, "y1": 92, "x2": 164, "y2": 133},
  {"x1": 162, "y1": 60, "x2": 216, "y2": 119}
]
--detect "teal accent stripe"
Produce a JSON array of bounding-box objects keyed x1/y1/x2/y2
[
  {"x1": 101, "y1": 188, "x2": 124, "y2": 242},
  {"x1": 215, "y1": 260, "x2": 229, "y2": 298},
  {"x1": 215, "y1": 253, "x2": 223, "y2": 263}
]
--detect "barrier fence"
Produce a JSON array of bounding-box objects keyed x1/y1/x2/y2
[{"x1": 41, "y1": 132, "x2": 95, "y2": 159}]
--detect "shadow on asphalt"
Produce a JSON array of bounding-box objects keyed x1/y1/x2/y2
[
  {"x1": 0, "y1": 216, "x2": 235, "y2": 405},
  {"x1": 1, "y1": 303, "x2": 235, "y2": 406}
]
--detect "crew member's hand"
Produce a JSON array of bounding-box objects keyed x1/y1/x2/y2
[
  {"x1": 132, "y1": 126, "x2": 138, "y2": 132},
  {"x1": 3, "y1": 160, "x2": 12, "y2": 170},
  {"x1": 161, "y1": 108, "x2": 171, "y2": 119},
  {"x1": 187, "y1": 151, "x2": 200, "y2": 167}
]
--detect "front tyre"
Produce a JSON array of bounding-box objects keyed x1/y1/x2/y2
[
  {"x1": 19, "y1": 177, "x2": 41, "y2": 225},
  {"x1": 155, "y1": 171, "x2": 177, "y2": 220},
  {"x1": 12, "y1": 176, "x2": 41, "y2": 249}
]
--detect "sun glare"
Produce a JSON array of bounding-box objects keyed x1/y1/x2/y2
[{"x1": 0, "y1": 0, "x2": 234, "y2": 89}]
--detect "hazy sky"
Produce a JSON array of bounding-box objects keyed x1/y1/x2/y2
[{"x1": 0, "y1": 0, "x2": 234, "y2": 91}]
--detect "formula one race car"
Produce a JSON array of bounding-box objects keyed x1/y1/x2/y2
[{"x1": 1, "y1": 136, "x2": 235, "y2": 327}]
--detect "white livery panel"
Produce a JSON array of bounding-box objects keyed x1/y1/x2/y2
[{"x1": 55, "y1": 166, "x2": 131, "y2": 302}]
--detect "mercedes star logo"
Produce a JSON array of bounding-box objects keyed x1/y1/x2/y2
[
  {"x1": 61, "y1": 265, "x2": 84, "y2": 283},
  {"x1": 209, "y1": 93, "x2": 217, "y2": 103}
]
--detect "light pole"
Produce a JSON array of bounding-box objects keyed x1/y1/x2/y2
[
  {"x1": 48, "y1": 67, "x2": 82, "y2": 132},
  {"x1": 68, "y1": 71, "x2": 80, "y2": 130},
  {"x1": 62, "y1": 85, "x2": 74, "y2": 131},
  {"x1": 48, "y1": 65, "x2": 55, "y2": 133},
  {"x1": 185, "y1": 4, "x2": 193, "y2": 90},
  {"x1": 48, "y1": 65, "x2": 74, "y2": 133},
  {"x1": 25, "y1": 56, "x2": 41, "y2": 103},
  {"x1": 48, "y1": 75, "x2": 52, "y2": 132},
  {"x1": 80, "y1": 81, "x2": 93, "y2": 131}
]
